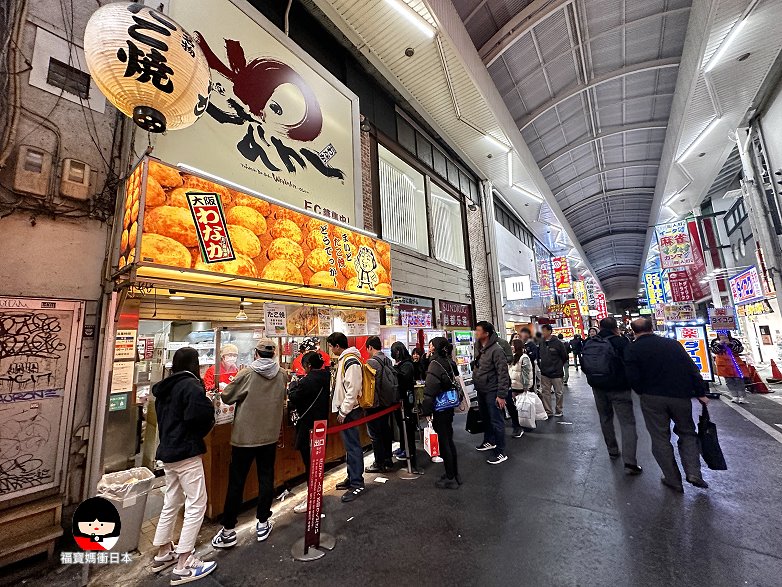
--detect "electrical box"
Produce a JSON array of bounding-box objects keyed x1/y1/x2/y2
[
  {"x1": 0, "y1": 145, "x2": 51, "y2": 196},
  {"x1": 59, "y1": 159, "x2": 91, "y2": 200}
]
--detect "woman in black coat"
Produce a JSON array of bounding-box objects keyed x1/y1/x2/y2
[
  {"x1": 287, "y1": 351, "x2": 331, "y2": 512},
  {"x1": 421, "y1": 337, "x2": 460, "y2": 489},
  {"x1": 391, "y1": 342, "x2": 422, "y2": 473}
]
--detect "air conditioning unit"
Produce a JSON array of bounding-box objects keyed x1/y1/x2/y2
[
  {"x1": 60, "y1": 159, "x2": 91, "y2": 200},
  {"x1": 0, "y1": 145, "x2": 51, "y2": 196}
]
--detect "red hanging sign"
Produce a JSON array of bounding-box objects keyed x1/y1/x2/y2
[
  {"x1": 563, "y1": 299, "x2": 584, "y2": 334},
  {"x1": 683, "y1": 220, "x2": 709, "y2": 300},
  {"x1": 595, "y1": 292, "x2": 608, "y2": 320},
  {"x1": 304, "y1": 419, "x2": 328, "y2": 552},
  {"x1": 552, "y1": 256, "x2": 572, "y2": 295},
  {"x1": 668, "y1": 270, "x2": 694, "y2": 302}
]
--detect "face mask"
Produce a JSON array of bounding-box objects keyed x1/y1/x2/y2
[{"x1": 223, "y1": 355, "x2": 238, "y2": 366}]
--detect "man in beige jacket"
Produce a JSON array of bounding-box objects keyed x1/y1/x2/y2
[{"x1": 212, "y1": 338, "x2": 287, "y2": 548}]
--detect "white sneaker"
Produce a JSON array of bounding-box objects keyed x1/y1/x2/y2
[
  {"x1": 487, "y1": 454, "x2": 508, "y2": 465},
  {"x1": 170, "y1": 555, "x2": 216, "y2": 584},
  {"x1": 294, "y1": 500, "x2": 308, "y2": 514},
  {"x1": 211, "y1": 528, "x2": 236, "y2": 549},
  {"x1": 256, "y1": 520, "x2": 273, "y2": 542}
]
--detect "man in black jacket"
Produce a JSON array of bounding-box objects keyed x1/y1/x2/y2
[
  {"x1": 539, "y1": 324, "x2": 568, "y2": 417},
  {"x1": 570, "y1": 334, "x2": 584, "y2": 370},
  {"x1": 472, "y1": 321, "x2": 511, "y2": 464},
  {"x1": 583, "y1": 317, "x2": 641, "y2": 474},
  {"x1": 624, "y1": 318, "x2": 709, "y2": 492}
]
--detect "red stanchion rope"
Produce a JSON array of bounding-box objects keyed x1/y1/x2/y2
[{"x1": 326, "y1": 402, "x2": 402, "y2": 434}]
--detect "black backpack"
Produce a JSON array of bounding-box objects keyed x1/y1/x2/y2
[{"x1": 581, "y1": 336, "x2": 618, "y2": 381}]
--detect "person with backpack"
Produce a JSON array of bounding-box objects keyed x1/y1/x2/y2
[
  {"x1": 581, "y1": 317, "x2": 642, "y2": 475},
  {"x1": 364, "y1": 336, "x2": 399, "y2": 473},
  {"x1": 558, "y1": 334, "x2": 572, "y2": 386},
  {"x1": 421, "y1": 337, "x2": 461, "y2": 488},
  {"x1": 570, "y1": 334, "x2": 584, "y2": 370},
  {"x1": 212, "y1": 339, "x2": 287, "y2": 549},
  {"x1": 327, "y1": 332, "x2": 366, "y2": 503},
  {"x1": 151, "y1": 347, "x2": 217, "y2": 583},
  {"x1": 391, "y1": 342, "x2": 422, "y2": 472},
  {"x1": 508, "y1": 338, "x2": 533, "y2": 438},
  {"x1": 538, "y1": 325, "x2": 568, "y2": 417}
]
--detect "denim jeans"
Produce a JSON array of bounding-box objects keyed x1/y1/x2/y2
[
  {"x1": 477, "y1": 391, "x2": 506, "y2": 456},
  {"x1": 340, "y1": 408, "x2": 365, "y2": 488}
]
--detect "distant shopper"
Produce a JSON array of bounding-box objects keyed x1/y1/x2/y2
[
  {"x1": 624, "y1": 318, "x2": 709, "y2": 493},
  {"x1": 151, "y1": 347, "x2": 216, "y2": 583},
  {"x1": 212, "y1": 339, "x2": 287, "y2": 548},
  {"x1": 558, "y1": 334, "x2": 572, "y2": 385},
  {"x1": 203, "y1": 343, "x2": 239, "y2": 392},
  {"x1": 711, "y1": 332, "x2": 748, "y2": 404},
  {"x1": 290, "y1": 337, "x2": 331, "y2": 377},
  {"x1": 570, "y1": 334, "x2": 584, "y2": 370},
  {"x1": 472, "y1": 321, "x2": 511, "y2": 464},
  {"x1": 519, "y1": 327, "x2": 539, "y2": 390},
  {"x1": 287, "y1": 351, "x2": 331, "y2": 513},
  {"x1": 587, "y1": 327, "x2": 599, "y2": 339},
  {"x1": 582, "y1": 317, "x2": 641, "y2": 475},
  {"x1": 391, "y1": 342, "x2": 422, "y2": 472},
  {"x1": 508, "y1": 338, "x2": 533, "y2": 437},
  {"x1": 421, "y1": 337, "x2": 461, "y2": 488},
  {"x1": 539, "y1": 325, "x2": 568, "y2": 417},
  {"x1": 327, "y1": 332, "x2": 366, "y2": 502},
  {"x1": 364, "y1": 336, "x2": 398, "y2": 473},
  {"x1": 411, "y1": 347, "x2": 428, "y2": 381},
  {"x1": 497, "y1": 336, "x2": 513, "y2": 363}
]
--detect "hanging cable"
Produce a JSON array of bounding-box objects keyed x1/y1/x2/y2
[{"x1": 284, "y1": 0, "x2": 293, "y2": 36}]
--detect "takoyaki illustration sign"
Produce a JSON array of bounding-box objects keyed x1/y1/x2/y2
[
  {"x1": 115, "y1": 158, "x2": 391, "y2": 300},
  {"x1": 148, "y1": 0, "x2": 361, "y2": 226}
]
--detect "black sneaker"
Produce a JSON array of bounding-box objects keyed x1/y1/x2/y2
[
  {"x1": 335, "y1": 478, "x2": 351, "y2": 491},
  {"x1": 365, "y1": 462, "x2": 385, "y2": 473},
  {"x1": 475, "y1": 442, "x2": 496, "y2": 451},
  {"x1": 686, "y1": 475, "x2": 709, "y2": 489},
  {"x1": 624, "y1": 464, "x2": 643, "y2": 475},
  {"x1": 512, "y1": 428, "x2": 524, "y2": 438},
  {"x1": 434, "y1": 478, "x2": 459, "y2": 489},
  {"x1": 340, "y1": 486, "x2": 365, "y2": 502}
]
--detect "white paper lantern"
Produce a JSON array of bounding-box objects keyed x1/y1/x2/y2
[{"x1": 84, "y1": 2, "x2": 211, "y2": 132}]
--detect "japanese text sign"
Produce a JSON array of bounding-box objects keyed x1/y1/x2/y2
[
  {"x1": 595, "y1": 292, "x2": 608, "y2": 320},
  {"x1": 656, "y1": 220, "x2": 694, "y2": 269},
  {"x1": 573, "y1": 280, "x2": 589, "y2": 315},
  {"x1": 439, "y1": 301, "x2": 473, "y2": 329},
  {"x1": 264, "y1": 303, "x2": 288, "y2": 336},
  {"x1": 729, "y1": 266, "x2": 765, "y2": 305},
  {"x1": 185, "y1": 191, "x2": 235, "y2": 263},
  {"x1": 552, "y1": 257, "x2": 572, "y2": 295},
  {"x1": 668, "y1": 270, "x2": 694, "y2": 302},
  {"x1": 663, "y1": 303, "x2": 697, "y2": 322},
  {"x1": 563, "y1": 300, "x2": 584, "y2": 334},
  {"x1": 644, "y1": 272, "x2": 665, "y2": 306},
  {"x1": 709, "y1": 307, "x2": 737, "y2": 331},
  {"x1": 304, "y1": 420, "x2": 328, "y2": 552},
  {"x1": 553, "y1": 327, "x2": 575, "y2": 339},
  {"x1": 537, "y1": 252, "x2": 553, "y2": 297},
  {"x1": 675, "y1": 325, "x2": 713, "y2": 382}
]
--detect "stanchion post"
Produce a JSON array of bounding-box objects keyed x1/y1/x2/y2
[{"x1": 400, "y1": 403, "x2": 413, "y2": 474}]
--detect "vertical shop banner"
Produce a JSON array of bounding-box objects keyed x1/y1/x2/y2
[
  {"x1": 563, "y1": 300, "x2": 584, "y2": 334},
  {"x1": 709, "y1": 307, "x2": 737, "y2": 330},
  {"x1": 552, "y1": 257, "x2": 572, "y2": 296},
  {"x1": 729, "y1": 266, "x2": 765, "y2": 305},
  {"x1": 668, "y1": 270, "x2": 694, "y2": 302},
  {"x1": 535, "y1": 244, "x2": 553, "y2": 298},
  {"x1": 644, "y1": 272, "x2": 665, "y2": 306},
  {"x1": 595, "y1": 292, "x2": 608, "y2": 320},
  {"x1": 264, "y1": 303, "x2": 288, "y2": 336},
  {"x1": 656, "y1": 220, "x2": 694, "y2": 268},
  {"x1": 683, "y1": 220, "x2": 709, "y2": 300},
  {"x1": 573, "y1": 281, "x2": 589, "y2": 315},
  {"x1": 674, "y1": 325, "x2": 714, "y2": 381},
  {"x1": 586, "y1": 281, "x2": 598, "y2": 309},
  {"x1": 154, "y1": 0, "x2": 361, "y2": 225},
  {"x1": 185, "y1": 192, "x2": 236, "y2": 263},
  {"x1": 304, "y1": 420, "x2": 328, "y2": 551}
]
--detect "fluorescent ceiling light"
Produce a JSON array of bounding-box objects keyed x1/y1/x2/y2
[
  {"x1": 677, "y1": 117, "x2": 721, "y2": 162},
  {"x1": 704, "y1": 18, "x2": 746, "y2": 73},
  {"x1": 484, "y1": 133, "x2": 510, "y2": 151},
  {"x1": 385, "y1": 0, "x2": 435, "y2": 38},
  {"x1": 512, "y1": 184, "x2": 544, "y2": 202},
  {"x1": 507, "y1": 151, "x2": 513, "y2": 186},
  {"x1": 169, "y1": 295, "x2": 185, "y2": 301}
]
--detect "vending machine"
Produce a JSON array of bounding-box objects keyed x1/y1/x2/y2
[{"x1": 451, "y1": 330, "x2": 475, "y2": 398}]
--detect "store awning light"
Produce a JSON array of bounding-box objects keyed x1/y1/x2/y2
[
  {"x1": 235, "y1": 308, "x2": 248, "y2": 321},
  {"x1": 703, "y1": 17, "x2": 747, "y2": 73},
  {"x1": 677, "y1": 117, "x2": 722, "y2": 162},
  {"x1": 240, "y1": 297, "x2": 253, "y2": 306},
  {"x1": 169, "y1": 290, "x2": 185, "y2": 301},
  {"x1": 385, "y1": 0, "x2": 435, "y2": 38}
]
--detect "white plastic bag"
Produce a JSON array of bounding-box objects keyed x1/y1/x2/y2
[
  {"x1": 532, "y1": 392, "x2": 549, "y2": 421},
  {"x1": 514, "y1": 392, "x2": 536, "y2": 429}
]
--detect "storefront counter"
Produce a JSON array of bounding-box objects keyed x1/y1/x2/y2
[{"x1": 202, "y1": 410, "x2": 371, "y2": 520}]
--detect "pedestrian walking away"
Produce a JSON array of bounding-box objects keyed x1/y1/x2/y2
[
  {"x1": 581, "y1": 317, "x2": 641, "y2": 475},
  {"x1": 212, "y1": 338, "x2": 287, "y2": 548},
  {"x1": 508, "y1": 338, "x2": 533, "y2": 438},
  {"x1": 421, "y1": 337, "x2": 461, "y2": 488},
  {"x1": 472, "y1": 321, "x2": 511, "y2": 464},
  {"x1": 711, "y1": 332, "x2": 748, "y2": 403},
  {"x1": 539, "y1": 325, "x2": 568, "y2": 417},
  {"x1": 570, "y1": 334, "x2": 584, "y2": 370},
  {"x1": 559, "y1": 334, "x2": 572, "y2": 385},
  {"x1": 151, "y1": 347, "x2": 217, "y2": 584},
  {"x1": 624, "y1": 318, "x2": 710, "y2": 493},
  {"x1": 327, "y1": 332, "x2": 366, "y2": 503}
]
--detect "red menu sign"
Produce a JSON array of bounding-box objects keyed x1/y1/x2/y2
[
  {"x1": 683, "y1": 220, "x2": 708, "y2": 300},
  {"x1": 668, "y1": 270, "x2": 694, "y2": 302},
  {"x1": 552, "y1": 256, "x2": 572, "y2": 295},
  {"x1": 304, "y1": 419, "x2": 328, "y2": 552},
  {"x1": 439, "y1": 300, "x2": 473, "y2": 329},
  {"x1": 185, "y1": 191, "x2": 235, "y2": 263},
  {"x1": 595, "y1": 292, "x2": 608, "y2": 320}
]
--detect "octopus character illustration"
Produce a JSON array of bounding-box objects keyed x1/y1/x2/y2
[{"x1": 354, "y1": 246, "x2": 379, "y2": 292}]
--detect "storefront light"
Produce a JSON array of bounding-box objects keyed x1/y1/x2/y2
[
  {"x1": 385, "y1": 0, "x2": 436, "y2": 38},
  {"x1": 235, "y1": 308, "x2": 248, "y2": 321},
  {"x1": 240, "y1": 297, "x2": 253, "y2": 306}
]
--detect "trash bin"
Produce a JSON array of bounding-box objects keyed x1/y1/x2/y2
[{"x1": 97, "y1": 467, "x2": 155, "y2": 553}]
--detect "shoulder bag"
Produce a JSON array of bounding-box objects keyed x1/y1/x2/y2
[{"x1": 433, "y1": 360, "x2": 462, "y2": 412}]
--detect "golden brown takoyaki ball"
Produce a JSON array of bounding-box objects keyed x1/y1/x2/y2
[
  {"x1": 144, "y1": 206, "x2": 199, "y2": 247},
  {"x1": 260, "y1": 259, "x2": 304, "y2": 284},
  {"x1": 226, "y1": 206, "x2": 267, "y2": 236},
  {"x1": 268, "y1": 237, "x2": 305, "y2": 267},
  {"x1": 145, "y1": 176, "x2": 166, "y2": 207},
  {"x1": 305, "y1": 228, "x2": 329, "y2": 251},
  {"x1": 148, "y1": 160, "x2": 183, "y2": 188},
  {"x1": 309, "y1": 271, "x2": 338, "y2": 289},
  {"x1": 306, "y1": 249, "x2": 332, "y2": 273},
  {"x1": 226, "y1": 225, "x2": 261, "y2": 258},
  {"x1": 182, "y1": 175, "x2": 232, "y2": 204},
  {"x1": 306, "y1": 217, "x2": 329, "y2": 233},
  {"x1": 140, "y1": 234, "x2": 191, "y2": 268},
  {"x1": 166, "y1": 187, "x2": 193, "y2": 208},
  {"x1": 270, "y1": 219, "x2": 303, "y2": 243},
  {"x1": 375, "y1": 283, "x2": 393, "y2": 297},
  {"x1": 194, "y1": 254, "x2": 258, "y2": 277},
  {"x1": 274, "y1": 208, "x2": 307, "y2": 225},
  {"x1": 232, "y1": 193, "x2": 271, "y2": 216}
]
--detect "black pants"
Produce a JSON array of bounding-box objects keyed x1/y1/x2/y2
[
  {"x1": 432, "y1": 409, "x2": 458, "y2": 480},
  {"x1": 506, "y1": 389, "x2": 521, "y2": 429},
  {"x1": 366, "y1": 407, "x2": 393, "y2": 466},
  {"x1": 394, "y1": 401, "x2": 418, "y2": 468},
  {"x1": 573, "y1": 353, "x2": 582, "y2": 368},
  {"x1": 477, "y1": 390, "x2": 506, "y2": 456},
  {"x1": 639, "y1": 395, "x2": 702, "y2": 483},
  {"x1": 592, "y1": 388, "x2": 638, "y2": 466},
  {"x1": 222, "y1": 443, "x2": 276, "y2": 529}
]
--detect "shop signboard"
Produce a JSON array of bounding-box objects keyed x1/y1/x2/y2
[
  {"x1": 682, "y1": 220, "x2": 709, "y2": 300},
  {"x1": 668, "y1": 270, "x2": 694, "y2": 302},
  {"x1": 656, "y1": 220, "x2": 694, "y2": 268},
  {"x1": 546, "y1": 303, "x2": 566, "y2": 319},
  {"x1": 663, "y1": 303, "x2": 697, "y2": 322},
  {"x1": 552, "y1": 257, "x2": 572, "y2": 295},
  {"x1": 595, "y1": 292, "x2": 608, "y2": 320},
  {"x1": 114, "y1": 329, "x2": 137, "y2": 360},
  {"x1": 150, "y1": 0, "x2": 361, "y2": 225},
  {"x1": 115, "y1": 158, "x2": 391, "y2": 300},
  {"x1": 563, "y1": 300, "x2": 584, "y2": 334},
  {"x1": 586, "y1": 280, "x2": 598, "y2": 308},
  {"x1": 674, "y1": 325, "x2": 714, "y2": 382},
  {"x1": 553, "y1": 327, "x2": 575, "y2": 339},
  {"x1": 729, "y1": 266, "x2": 765, "y2": 305},
  {"x1": 573, "y1": 280, "x2": 589, "y2": 315},
  {"x1": 505, "y1": 275, "x2": 532, "y2": 301},
  {"x1": 185, "y1": 192, "x2": 236, "y2": 263},
  {"x1": 709, "y1": 307, "x2": 737, "y2": 331},
  {"x1": 644, "y1": 272, "x2": 665, "y2": 306},
  {"x1": 332, "y1": 309, "x2": 369, "y2": 336},
  {"x1": 736, "y1": 300, "x2": 773, "y2": 317},
  {"x1": 108, "y1": 393, "x2": 128, "y2": 412},
  {"x1": 304, "y1": 419, "x2": 328, "y2": 551},
  {"x1": 653, "y1": 303, "x2": 666, "y2": 321},
  {"x1": 264, "y1": 303, "x2": 288, "y2": 336},
  {"x1": 439, "y1": 301, "x2": 473, "y2": 329},
  {"x1": 535, "y1": 244, "x2": 553, "y2": 297},
  {"x1": 317, "y1": 308, "x2": 332, "y2": 336}
]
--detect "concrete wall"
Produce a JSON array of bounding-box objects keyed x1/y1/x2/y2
[{"x1": 390, "y1": 246, "x2": 471, "y2": 306}]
